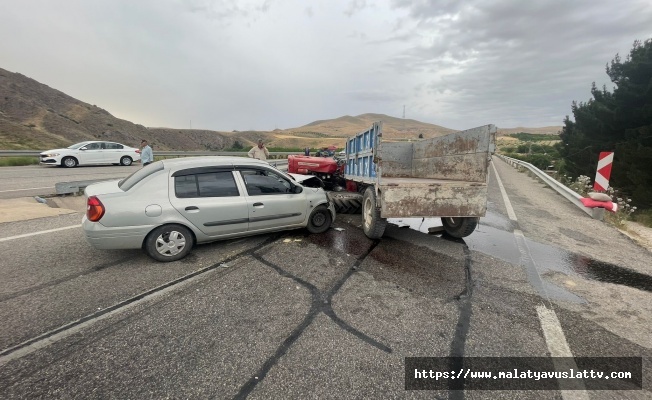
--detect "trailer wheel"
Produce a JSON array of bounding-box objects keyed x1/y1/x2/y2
[
  {"x1": 442, "y1": 217, "x2": 478, "y2": 238},
  {"x1": 362, "y1": 187, "x2": 387, "y2": 239},
  {"x1": 327, "y1": 191, "x2": 363, "y2": 214}
]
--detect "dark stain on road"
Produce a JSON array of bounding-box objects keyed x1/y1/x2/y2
[
  {"x1": 235, "y1": 241, "x2": 390, "y2": 399},
  {"x1": 569, "y1": 254, "x2": 652, "y2": 292},
  {"x1": 306, "y1": 225, "x2": 371, "y2": 257},
  {"x1": 447, "y1": 243, "x2": 474, "y2": 398}
]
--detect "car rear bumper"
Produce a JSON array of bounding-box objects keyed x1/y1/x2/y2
[{"x1": 82, "y1": 215, "x2": 153, "y2": 249}]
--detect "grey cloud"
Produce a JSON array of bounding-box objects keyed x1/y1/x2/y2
[
  {"x1": 182, "y1": 0, "x2": 274, "y2": 21},
  {"x1": 347, "y1": 89, "x2": 403, "y2": 102},
  {"x1": 344, "y1": 0, "x2": 369, "y2": 17},
  {"x1": 384, "y1": 0, "x2": 652, "y2": 128}
]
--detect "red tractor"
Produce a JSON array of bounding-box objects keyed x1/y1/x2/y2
[{"x1": 287, "y1": 155, "x2": 363, "y2": 214}]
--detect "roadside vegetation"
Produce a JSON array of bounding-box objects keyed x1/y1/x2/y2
[
  {"x1": 499, "y1": 39, "x2": 652, "y2": 229},
  {"x1": 0, "y1": 156, "x2": 39, "y2": 167}
]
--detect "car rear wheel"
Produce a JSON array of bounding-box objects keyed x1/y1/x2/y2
[
  {"x1": 442, "y1": 217, "x2": 478, "y2": 238},
  {"x1": 144, "y1": 224, "x2": 194, "y2": 262},
  {"x1": 62, "y1": 157, "x2": 78, "y2": 168},
  {"x1": 307, "y1": 205, "x2": 332, "y2": 234},
  {"x1": 120, "y1": 156, "x2": 133, "y2": 166},
  {"x1": 362, "y1": 187, "x2": 387, "y2": 239}
]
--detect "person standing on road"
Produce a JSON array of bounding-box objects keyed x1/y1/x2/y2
[
  {"x1": 304, "y1": 147, "x2": 310, "y2": 156},
  {"x1": 140, "y1": 140, "x2": 153, "y2": 166},
  {"x1": 248, "y1": 140, "x2": 270, "y2": 161}
]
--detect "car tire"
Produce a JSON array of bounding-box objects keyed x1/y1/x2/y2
[
  {"x1": 120, "y1": 156, "x2": 133, "y2": 166},
  {"x1": 144, "y1": 224, "x2": 195, "y2": 262},
  {"x1": 442, "y1": 217, "x2": 478, "y2": 238},
  {"x1": 362, "y1": 187, "x2": 387, "y2": 239},
  {"x1": 62, "y1": 157, "x2": 78, "y2": 168},
  {"x1": 307, "y1": 205, "x2": 332, "y2": 234}
]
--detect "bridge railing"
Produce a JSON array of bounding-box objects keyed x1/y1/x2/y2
[{"x1": 495, "y1": 154, "x2": 604, "y2": 220}]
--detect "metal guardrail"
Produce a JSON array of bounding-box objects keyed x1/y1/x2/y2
[
  {"x1": 495, "y1": 154, "x2": 604, "y2": 220},
  {"x1": 0, "y1": 150, "x2": 302, "y2": 159}
]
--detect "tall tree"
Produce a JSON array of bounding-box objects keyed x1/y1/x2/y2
[{"x1": 557, "y1": 39, "x2": 652, "y2": 207}]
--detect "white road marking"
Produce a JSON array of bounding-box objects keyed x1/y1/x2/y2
[
  {"x1": 537, "y1": 306, "x2": 589, "y2": 398},
  {"x1": 0, "y1": 225, "x2": 81, "y2": 242},
  {"x1": 493, "y1": 158, "x2": 588, "y2": 399},
  {"x1": 0, "y1": 186, "x2": 52, "y2": 193},
  {"x1": 491, "y1": 160, "x2": 517, "y2": 221}
]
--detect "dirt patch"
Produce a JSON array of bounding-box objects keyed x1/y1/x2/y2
[
  {"x1": 620, "y1": 221, "x2": 652, "y2": 252},
  {"x1": 0, "y1": 197, "x2": 78, "y2": 223}
]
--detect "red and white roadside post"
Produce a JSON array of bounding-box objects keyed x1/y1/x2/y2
[
  {"x1": 579, "y1": 151, "x2": 615, "y2": 220},
  {"x1": 593, "y1": 151, "x2": 614, "y2": 192}
]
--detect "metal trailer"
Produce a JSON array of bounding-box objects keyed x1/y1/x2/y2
[{"x1": 344, "y1": 122, "x2": 497, "y2": 239}]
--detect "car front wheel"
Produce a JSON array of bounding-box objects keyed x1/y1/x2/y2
[
  {"x1": 144, "y1": 224, "x2": 194, "y2": 262},
  {"x1": 62, "y1": 157, "x2": 78, "y2": 168},
  {"x1": 120, "y1": 156, "x2": 133, "y2": 166},
  {"x1": 306, "y1": 205, "x2": 332, "y2": 234}
]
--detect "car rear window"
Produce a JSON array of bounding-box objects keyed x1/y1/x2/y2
[
  {"x1": 174, "y1": 171, "x2": 239, "y2": 198},
  {"x1": 118, "y1": 162, "x2": 164, "y2": 191}
]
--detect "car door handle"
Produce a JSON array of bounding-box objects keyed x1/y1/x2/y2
[
  {"x1": 185, "y1": 206, "x2": 199, "y2": 211},
  {"x1": 253, "y1": 202, "x2": 264, "y2": 207}
]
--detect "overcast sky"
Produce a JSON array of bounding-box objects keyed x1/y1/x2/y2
[{"x1": 1, "y1": 0, "x2": 651, "y2": 131}]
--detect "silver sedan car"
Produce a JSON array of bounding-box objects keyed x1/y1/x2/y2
[{"x1": 82, "y1": 157, "x2": 336, "y2": 262}]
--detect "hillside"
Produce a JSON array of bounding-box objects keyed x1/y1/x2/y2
[
  {"x1": 0, "y1": 67, "x2": 235, "y2": 150},
  {"x1": 0, "y1": 66, "x2": 561, "y2": 150}
]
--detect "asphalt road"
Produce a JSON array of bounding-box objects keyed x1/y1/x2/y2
[
  {"x1": 0, "y1": 164, "x2": 141, "y2": 199},
  {"x1": 0, "y1": 157, "x2": 650, "y2": 399}
]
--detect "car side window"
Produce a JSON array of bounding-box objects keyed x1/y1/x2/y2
[
  {"x1": 105, "y1": 143, "x2": 123, "y2": 150},
  {"x1": 86, "y1": 143, "x2": 101, "y2": 150},
  {"x1": 240, "y1": 169, "x2": 292, "y2": 196},
  {"x1": 174, "y1": 172, "x2": 239, "y2": 198}
]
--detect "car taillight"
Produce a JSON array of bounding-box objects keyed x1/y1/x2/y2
[{"x1": 87, "y1": 196, "x2": 105, "y2": 222}]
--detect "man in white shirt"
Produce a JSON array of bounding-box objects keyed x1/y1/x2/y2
[
  {"x1": 140, "y1": 140, "x2": 153, "y2": 166},
  {"x1": 248, "y1": 140, "x2": 270, "y2": 161}
]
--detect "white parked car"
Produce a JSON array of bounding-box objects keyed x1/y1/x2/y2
[
  {"x1": 40, "y1": 141, "x2": 141, "y2": 167},
  {"x1": 82, "y1": 157, "x2": 336, "y2": 262}
]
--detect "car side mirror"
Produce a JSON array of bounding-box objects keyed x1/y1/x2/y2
[
  {"x1": 293, "y1": 185, "x2": 303, "y2": 194},
  {"x1": 80, "y1": 147, "x2": 87, "y2": 151}
]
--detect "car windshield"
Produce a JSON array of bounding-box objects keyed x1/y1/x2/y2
[{"x1": 67, "y1": 142, "x2": 91, "y2": 149}]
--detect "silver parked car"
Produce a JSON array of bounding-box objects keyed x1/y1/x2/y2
[
  {"x1": 82, "y1": 157, "x2": 336, "y2": 262},
  {"x1": 40, "y1": 141, "x2": 141, "y2": 167}
]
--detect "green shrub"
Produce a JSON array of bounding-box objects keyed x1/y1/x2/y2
[
  {"x1": 0, "y1": 157, "x2": 40, "y2": 167},
  {"x1": 633, "y1": 209, "x2": 652, "y2": 228}
]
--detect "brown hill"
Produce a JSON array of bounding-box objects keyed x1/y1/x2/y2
[
  {"x1": 0, "y1": 67, "x2": 236, "y2": 150},
  {"x1": 0, "y1": 66, "x2": 561, "y2": 150}
]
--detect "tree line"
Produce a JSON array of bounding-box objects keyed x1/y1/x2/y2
[{"x1": 556, "y1": 39, "x2": 652, "y2": 208}]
